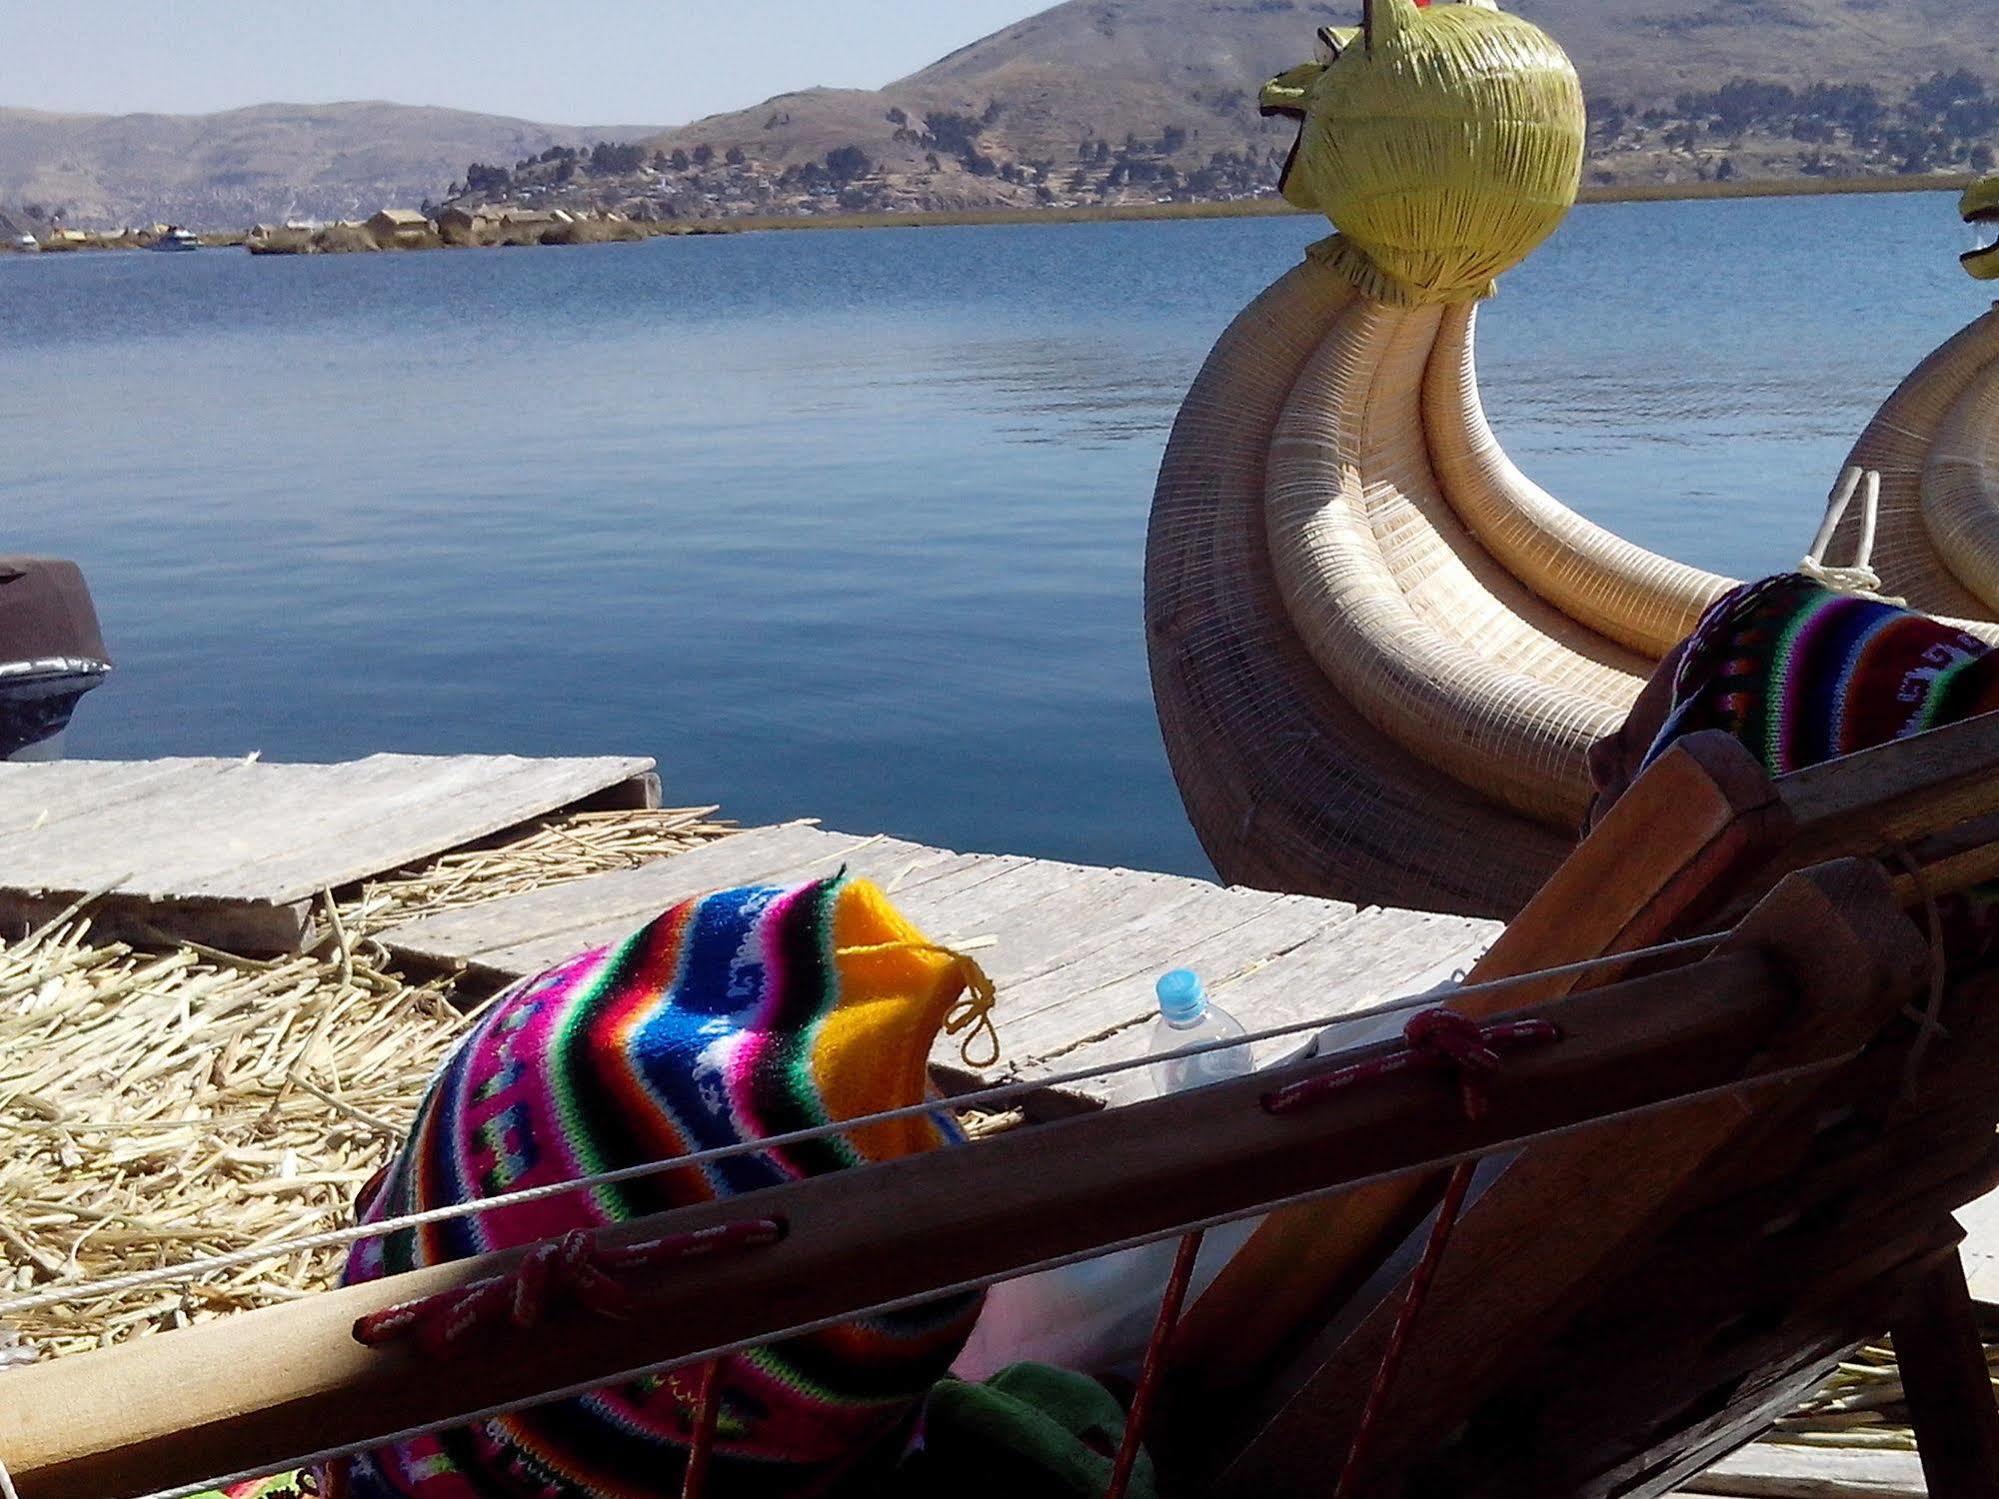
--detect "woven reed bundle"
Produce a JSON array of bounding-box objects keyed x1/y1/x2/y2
[
  {"x1": 1923, "y1": 358, "x2": 1999, "y2": 621},
  {"x1": 0, "y1": 806, "x2": 732, "y2": 1360},
  {"x1": 1146, "y1": 259, "x2": 1570, "y2": 917},
  {"x1": 1265, "y1": 295, "x2": 1645, "y2": 828},
  {"x1": 1425, "y1": 304, "x2": 1733, "y2": 657},
  {"x1": 1146, "y1": 1, "x2": 1723, "y2": 916},
  {"x1": 1276, "y1": 0, "x2": 1585, "y2": 309},
  {"x1": 1832, "y1": 306, "x2": 1999, "y2": 629}
]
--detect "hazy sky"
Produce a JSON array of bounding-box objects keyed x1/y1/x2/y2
[{"x1": 2, "y1": 1, "x2": 1049, "y2": 126}]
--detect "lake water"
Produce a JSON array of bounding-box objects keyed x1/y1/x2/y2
[{"x1": 1, "y1": 193, "x2": 1989, "y2": 878}]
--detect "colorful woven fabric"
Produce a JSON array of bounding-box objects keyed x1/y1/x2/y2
[
  {"x1": 325, "y1": 873, "x2": 988, "y2": 1499},
  {"x1": 1638, "y1": 572, "x2": 1999, "y2": 779},
  {"x1": 1635, "y1": 571, "x2": 1999, "y2": 957}
]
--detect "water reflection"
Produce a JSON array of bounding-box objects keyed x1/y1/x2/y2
[{"x1": 0, "y1": 197, "x2": 1988, "y2": 876}]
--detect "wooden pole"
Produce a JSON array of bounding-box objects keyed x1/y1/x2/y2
[
  {"x1": 0, "y1": 894, "x2": 1885, "y2": 1499},
  {"x1": 1893, "y1": 1249, "x2": 1999, "y2": 1499}
]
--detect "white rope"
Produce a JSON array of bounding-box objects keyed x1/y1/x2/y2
[
  {"x1": 0, "y1": 927, "x2": 1732, "y2": 1320},
  {"x1": 0, "y1": 1454, "x2": 16, "y2": 1499},
  {"x1": 1801, "y1": 467, "x2": 1902, "y2": 603},
  {"x1": 126, "y1": 1042, "x2": 1853, "y2": 1499}
]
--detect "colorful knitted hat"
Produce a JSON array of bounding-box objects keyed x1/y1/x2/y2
[{"x1": 326, "y1": 872, "x2": 993, "y2": 1499}]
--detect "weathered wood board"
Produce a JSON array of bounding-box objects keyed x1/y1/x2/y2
[
  {"x1": 380, "y1": 825, "x2": 1502, "y2": 1108},
  {"x1": 1675, "y1": 1441, "x2": 1925, "y2": 1496},
  {"x1": 0, "y1": 755, "x2": 659, "y2": 952},
  {"x1": 1956, "y1": 1185, "x2": 1999, "y2": 1307}
]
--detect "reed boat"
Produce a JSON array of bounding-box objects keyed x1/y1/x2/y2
[{"x1": 1146, "y1": 0, "x2": 1999, "y2": 919}]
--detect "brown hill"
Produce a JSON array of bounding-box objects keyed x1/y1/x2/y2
[
  {"x1": 0, "y1": 103, "x2": 658, "y2": 230},
  {"x1": 612, "y1": 0, "x2": 1999, "y2": 215}
]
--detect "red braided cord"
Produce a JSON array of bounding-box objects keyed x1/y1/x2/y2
[
  {"x1": 352, "y1": 1219, "x2": 785, "y2": 1359},
  {"x1": 1260, "y1": 1007, "x2": 1562, "y2": 1495},
  {"x1": 1107, "y1": 1230, "x2": 1205, "y2": 1499},
  {"x1": 1263, "y1": 1009, "x2": 1560, "y2": 1120},
  {"x1": 680, "y1": 1359, "x2": 724, "y2": 1499},
  {"x1": 1333, "y1": 1160, "x2": 1476, "y2": 1499}
]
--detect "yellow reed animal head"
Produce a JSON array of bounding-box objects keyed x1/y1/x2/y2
[
  {"x1": 1261, "y1": 0, "x2": 1586, "y2": 305},
  {"x1": 1961, "y1": 174, "x2": 1999, "y2": 280}
]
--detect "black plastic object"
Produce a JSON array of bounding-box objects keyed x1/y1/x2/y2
[{"x1": 0, "y1": 557, "x2": 111, "y2": 760}]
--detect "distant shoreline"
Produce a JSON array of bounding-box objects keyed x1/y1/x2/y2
[
  {"x1": 11, "y1": 171, "x2": 1980, "y2": 254},
  {"x1": 642, "y1": 171, "x2": 1981, "y2": 236}
]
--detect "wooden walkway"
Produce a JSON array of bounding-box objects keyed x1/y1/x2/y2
[
  {"x1": 380, "y1": 822, "x2": 1503, "y2": 1108},
  {"x1": 0, "y1": 754, "x2": 659, "y2": 951}
]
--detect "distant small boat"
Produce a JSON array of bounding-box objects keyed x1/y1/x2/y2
[
  {"x1": 150, "y1": 227, "x2": 200, "y2": 252},
  {"x1": 8, "y1": 233, "x2": 36, "y2": 253}
]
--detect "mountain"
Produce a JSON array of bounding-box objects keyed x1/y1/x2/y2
[
  {"x1": 0, "y1": 103, "x2": 658, "y2": 229},
  {"x1": 501, "y1": 0, "x2": 1997, "y2": 222},
  {"x1": 14, "y1": 1, "x2": 1999, "y2": 232}
]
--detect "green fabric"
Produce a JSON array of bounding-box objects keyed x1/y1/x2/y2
[{"x1": 895, "y1": 1363, "x2": 1157, "y2": 1499}]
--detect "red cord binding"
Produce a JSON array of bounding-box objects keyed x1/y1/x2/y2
[
  {"x1": 680, "y1": 1358, "x2": 724, "y2": 1499},
  {"x1": 1263, "y1": 1006, "x2": 1560, "y2": 1121},
  {"x1": 1106, "y1": 1230, "x2": 1205, "y2": 1499},
  {"x1": 1261, "y1": 1006, "x2": 1562, "y2": 1497},
  {"x1": 352, "y1": 1219, "x2": 785, "y2": 1359}
]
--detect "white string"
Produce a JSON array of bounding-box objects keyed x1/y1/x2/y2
[
  {"x1": 0, "y1": 926, "x2": 1732, "y2": 1319},
  {"x1": 1801, "y1": 467, "x2": 1901, "y2": 602},
  {"x1": 125, "y1": 1043, "x2": 1852, "y2": 1499},
  {"x1": 0, "y1": 1453, "x2": 17, "y2": 1499}
]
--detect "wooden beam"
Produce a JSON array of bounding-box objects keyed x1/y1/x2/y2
[
  {"x1": 1172, "y1": 730, "x2": 1792, "y2": 1387},
  {"x1": 1778, "y1": 706, "x2": 1999, "y2": 860},
  {"x1": 0, "y1": 921, "x2": 1879, "y2": 1499},
  {"x1": 1892, "y1": 1250, "x2": 1999, "y2": 1499},
  {"x1": 1211, "y1": 860, "x2": 1929, "y2": 1497}
]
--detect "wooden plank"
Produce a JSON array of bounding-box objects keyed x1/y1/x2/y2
[
  {"x1": 1891, "y1": 1253, "x2": 1999, "y2": 1499},
  {"x1": 381, "y1": 826, "x2": 940, "y2": 973},
  {"x1": 1028, "y1": 903, "x2": 1493, "y2": 1107},
  {"x1": 0, "y1": 755, "x2": 653, "y2": 902},
  {"x1": 190, "y1": 756, "x2": 655, "y2": 899},
  {"x1": 1956, "y1": 1187, "x2": 1999, "y2": 1306},
  {"x1": 1676, "y1": 1443, "x2": 1927, "y2": 1496},
  {"x1": 0, "y1": 754, "x2": 657, "y2": 951},
  {"x1": 0, "y1": 758, "x2": 222, "y2": 838},
  {"x1": 0, "y1": 890, "x2": 310, "y2": 954},
  {"x1": 380, "y1": 826, "x2": 1462, "y2": 1106},
  {"x1": 0, "y1": 942, "x2": 1842, "y2": 1499},
  {"x1": 1778, "y1": 707, "x2": 1999, "y2": 868}
]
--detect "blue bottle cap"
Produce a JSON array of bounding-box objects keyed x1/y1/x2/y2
[{"x1": 1156, "y1": 969, "x2": 1207, "y2": 1024}]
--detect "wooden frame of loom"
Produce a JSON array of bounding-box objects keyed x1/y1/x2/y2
[{"x1": 12, "y1": 714, "x2": 1999, "y2": 1497}]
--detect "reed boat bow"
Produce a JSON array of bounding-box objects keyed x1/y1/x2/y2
[{"x1": 1148, "y1": 1, "x2": 1999, "y2": 917}]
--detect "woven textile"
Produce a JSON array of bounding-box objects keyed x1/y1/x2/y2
[
  {"x1": 326, "y1": 873, "x2": 985, "y2": 1499},
  {"x1": 1640, "y1": 572, "x2": 1999, "y2": 778}
]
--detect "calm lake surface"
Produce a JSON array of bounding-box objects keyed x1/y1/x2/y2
[{"x1": 2, "y1": 194, "x2": 1988, "y2": 877}]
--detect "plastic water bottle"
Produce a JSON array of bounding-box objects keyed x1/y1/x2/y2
[
  {"x1": 1148, "y1": 969, "x2": 1252, "y2": 1096},
  {"x1": 951, "y1": 968, "x2": 1260, "y2": 1381}
]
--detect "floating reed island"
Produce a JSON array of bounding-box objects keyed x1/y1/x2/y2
[{"x1": 0, "y1": 804, "x2": 732, "y2": 1358}]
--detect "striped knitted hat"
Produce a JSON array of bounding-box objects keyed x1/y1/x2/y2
[{"x1": 326, "y1": 872, "x2": 990, "y2": 1499}]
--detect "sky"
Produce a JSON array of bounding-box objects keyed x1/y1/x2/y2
[{"x1": 1, "y1": 1, "x2": 1050, "y2": 126}]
